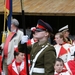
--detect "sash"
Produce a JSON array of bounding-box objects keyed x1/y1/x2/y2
[
  {"x1": 29, "y1": 44, "x2": 48, "y2": 75},
  {"x1": 3, "y1": 32, "x2": 15, "y2": 57}
]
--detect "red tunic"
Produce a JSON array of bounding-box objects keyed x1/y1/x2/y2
[
  {"x1": 65, "y1": 60, "x2": 75, "y2": 75},
  {"x1": 8, "y1": 60, "x2": 27, "y2": 75}
]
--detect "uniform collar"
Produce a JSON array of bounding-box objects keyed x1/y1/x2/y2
[{"x1": 12, "y1": 60, "x2": 24, "y2": 74}]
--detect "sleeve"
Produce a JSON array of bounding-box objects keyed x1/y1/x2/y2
[
  {"x1": 44, "y1": 46, "x2": 56, "y2": 75},
  {"x1": 18, "y1": 41, "x2": 32, "y2": 54}
]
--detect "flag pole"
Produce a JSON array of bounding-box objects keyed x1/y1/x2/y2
[
  {"x1": 20, "y1": 0, "x2": 29, "y2": 75},
  {"x1": 2, "y1": 1, "x2": 7, "y2": 43}
]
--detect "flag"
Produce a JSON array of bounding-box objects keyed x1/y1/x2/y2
[
  {"x1": 2, "y1": 0, "x2": 12, "y2": 43},
  {"x1": 6, "y1": 0, "x2": 12, "y2": 31}
]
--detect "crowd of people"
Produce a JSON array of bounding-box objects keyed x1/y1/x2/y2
[{"x1": 0, "y1": 18, "x2": 75, "y2": 75}]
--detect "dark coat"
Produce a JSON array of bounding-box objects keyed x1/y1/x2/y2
[
  {"x1": 30, "y1": 41, "x2": 56, "y2": 75},
  {"x1": 18, "y1": 41, "x2": 56, "y2": 75}
]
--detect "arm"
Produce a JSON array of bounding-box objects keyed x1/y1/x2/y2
[{"x1": 44, "y1": 46, "x2": 56, "y2": 75}]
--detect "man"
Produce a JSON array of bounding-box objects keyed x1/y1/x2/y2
[
  {"x1": 19, "y1": 19, "x2": 56, "y2": 75},
  {"x1": 1, "y1": 18, "x2": 24, "y2": 75},
  {"x1": 58, "y1": 25, "x2": 72, "y2": 44}
]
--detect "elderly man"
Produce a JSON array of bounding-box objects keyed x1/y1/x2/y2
[{"x1": 1, "y1": 18, "x2": 24, "y2": 75}]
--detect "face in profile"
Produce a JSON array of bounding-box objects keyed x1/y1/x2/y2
[
  {"x1": 55, "y1": 34, "x2": 63, "y2": 44},
  {"x1": 54, "y1": 61, "x2": 64, "y2": 73}
]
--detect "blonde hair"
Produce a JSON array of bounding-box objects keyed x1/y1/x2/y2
[{"x1": 55, "y1": 32, "x2": 68, "y2": 43}]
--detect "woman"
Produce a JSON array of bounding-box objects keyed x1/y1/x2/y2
[
  {"x1": 54, "y1": 32, "x2": 72, "y2": 63},
  {"x1": 19, "y1": 19, "x2": 56, "y2": 75}
]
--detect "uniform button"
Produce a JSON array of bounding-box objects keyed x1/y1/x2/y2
[{"x1": 32, "y1": 55, "x2": 33, "y2": 56}]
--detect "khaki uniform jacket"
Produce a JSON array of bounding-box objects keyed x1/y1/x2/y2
[{"x1": 30, "y1": 41, "x2": 56, "y2": 75}]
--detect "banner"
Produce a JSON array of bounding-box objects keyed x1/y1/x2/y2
[{"x1": 2, "y1": 0, "x2": 12, "y2": 43}]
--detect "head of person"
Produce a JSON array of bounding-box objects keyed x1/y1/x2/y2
[
  {"x1": 54, "y1": 32, "x2": 67, "y2": 44},
  {"x1": 54, "y1": 58, "x2": 64, "y2": 73},
  {"x1": 11, "y1": 18, "x2": 19, "y2": 32},
  {"x1": 14, "y1": 46, "x2": 25, "y2": 63},
  {"x1": 58, "y1": 25, "x2": 70, "y2": 38},
  {"x1": 34, "y1": 19, "x2": 53, "y2": 40}
]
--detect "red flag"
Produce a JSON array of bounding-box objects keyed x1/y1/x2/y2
[{"x1": 5, "y1": 0, "x2": 10, "y2": 16}]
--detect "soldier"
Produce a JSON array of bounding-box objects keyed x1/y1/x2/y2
[{"x1": 19, "y1": 19, "x2": 56, "y2": 75}]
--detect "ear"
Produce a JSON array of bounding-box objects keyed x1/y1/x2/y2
[{"x1": 45, "y1": 32, "x2": 49, "y2": 37}]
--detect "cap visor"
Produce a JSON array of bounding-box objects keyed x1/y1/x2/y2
[{"x1": 35, "y1": 28, "x2": 45, "y2": 32}]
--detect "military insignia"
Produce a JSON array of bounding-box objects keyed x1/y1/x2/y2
[{"x1": 42, "y1": 45, "x2": 45, "y2": 48}]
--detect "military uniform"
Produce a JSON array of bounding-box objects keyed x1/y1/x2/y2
[
  {"x1": 19, "y1": 19, "x2": 56, "y2": 75},
  {"x1": 30, "y1": 41, "x2": 56, "y2": 75}
]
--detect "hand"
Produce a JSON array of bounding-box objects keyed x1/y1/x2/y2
[{"x1": 21, "y1": 35, "x2": 28, "y2": 44}]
